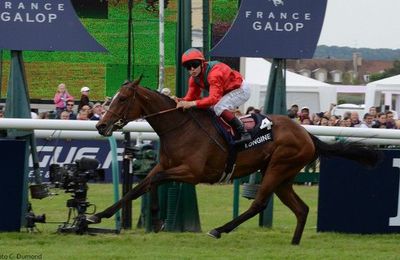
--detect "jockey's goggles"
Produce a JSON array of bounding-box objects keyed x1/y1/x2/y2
[{"x1": 183, "y1": 60, "x2": 202, "y2": 70}]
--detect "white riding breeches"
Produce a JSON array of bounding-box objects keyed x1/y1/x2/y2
[{"x1": 213, "y1": 80, "x2": 251, "y2": 116}]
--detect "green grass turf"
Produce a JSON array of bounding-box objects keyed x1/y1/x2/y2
[{"x1": 0, "y1": 184, "x2": 399, "y2": 259}]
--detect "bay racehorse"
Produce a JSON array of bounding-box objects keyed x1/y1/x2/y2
[{"x1": 90, "y1": 77, "x2": 381, "y2": 245}]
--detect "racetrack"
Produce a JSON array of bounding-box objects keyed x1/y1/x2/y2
[{"x1": 0, "y1": 184, "x2": 399, "y2": 259}]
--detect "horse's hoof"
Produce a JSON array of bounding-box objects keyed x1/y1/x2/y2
[
  {"x1": 207, "y1": 229, "x2": 221, "y2": 239},
  {"x1": 86, "y1": 215, "x2": 101, "y2": 224},
  {"x1": 153, "y1": 220, "x2": 165, "y2": 233}
]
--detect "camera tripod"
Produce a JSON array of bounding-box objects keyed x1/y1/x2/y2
[{"x1": 57, "y1": 193, "x2": 119, "y2": 235}]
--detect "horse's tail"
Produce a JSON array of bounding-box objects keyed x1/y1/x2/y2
[{"x1": 309, "y1": 133, "x2": 383, "y2": 168}]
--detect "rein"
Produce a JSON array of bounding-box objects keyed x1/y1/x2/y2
[
  {"x1": 141, "y1": 107, "x2": 180, "y2": 120},
  {"x1": 188, "y1": 110, "x2": 226, "y2": 152},
  {"x1": 108, "y1": 83, "x2": 226, "y2": 152}
]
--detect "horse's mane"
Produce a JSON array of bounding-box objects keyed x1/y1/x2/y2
[{"x1": 139, "y1": 85, "x2": 177, "y2": 108}]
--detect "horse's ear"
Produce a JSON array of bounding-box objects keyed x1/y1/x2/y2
[{"x1": 133, "y1": 74, "x2": 144, "y2": 86}]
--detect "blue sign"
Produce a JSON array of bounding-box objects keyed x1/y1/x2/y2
[
  {"x1": 318, "y1": 150, "x2": 400, "y2": 234},
  {"x1": 29, "y1": 139, "x2": 125, "y2": 182},
  {"x1": 0, "y1": 0, "x2": 107, "y2": 52},
  {"x1": 210, "y1": 0, "x2": 327, "y2": 58}
]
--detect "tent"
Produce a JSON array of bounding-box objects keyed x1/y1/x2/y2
[
  {"x1": 241, "y1": 58, "x2": 336, "y2": 115},
  {"x1": 366, "y1": 75, "x2": 400, "y2": 115}
]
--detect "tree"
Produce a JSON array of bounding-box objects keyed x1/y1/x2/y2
[{"x1": 369, "y1": 60, "x2": 400, "y2": 82}]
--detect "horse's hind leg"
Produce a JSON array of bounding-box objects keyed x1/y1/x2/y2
[
  {"x1": 208, "y1": 172, "x2": 279, "y2": 239},
  {"x1": 208, "y1": 160, "x2": 308, "y2": 243},
  {"x1": 275, "y1": 181, "x2": 309, "y2": 245}
]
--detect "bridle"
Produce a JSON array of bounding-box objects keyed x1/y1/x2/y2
[
  {"x1": 105, "y1": 82, "x2": 179, "y2": 129},
  {"x1": 103, "y1": 83, "x2": 136, "y2": 128}
]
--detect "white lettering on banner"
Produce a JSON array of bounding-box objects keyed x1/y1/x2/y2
[
  {"x1": 245, "y1": 10, "x2": 311, "y2": 33},
  {"x1": 389, "y1": 158, "x2": 400, "y2": 226},
  {"x1": 0, "y1": 12, "x2": 58, "y2": 23},
  {"x1": 74, "y1": 148, "x2": 99, "y2": 160},
  {"x1": 101, "y1": 148, "x2": 124, "y2": 169},
  {"x1": 1, "y1": 2, "x2": 64, "y2": 24},
  {"x1": 253, "y1": 21, "x2": 304, "y2": 32},
  {"x1": 30, "y1": 146, "x2": 125, "y2": 170}
]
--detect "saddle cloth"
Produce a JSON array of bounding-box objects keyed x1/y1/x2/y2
[
  {"x1": 210, "y1": 112, "x2": 273, "y2": 183},
  {"x1": 216, "y1": 112, "x2": 273, "y2": 151}
]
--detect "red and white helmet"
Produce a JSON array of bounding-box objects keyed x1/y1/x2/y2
[{"x1": 181, "y1": 48, "x2": 205, "y2": 64}]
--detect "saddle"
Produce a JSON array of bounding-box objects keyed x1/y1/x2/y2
[
  {"x1": 215, "y1": 112, "x2": 273, "y2": 150},
  {"x1": 210, "y1": 111, "x2": 273, "y2": 183}
]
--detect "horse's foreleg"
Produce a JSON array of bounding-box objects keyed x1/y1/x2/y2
[
  {"x1": 87, "y1": 164, "x2": 164, "y2": 224},
  {"x1": 149, "y1": 164, "x2": 198, "y2": 232},
  {"x1": 150, "y1": 183, "x2": 164, "y2": 232},
  {"x1": 88, "y1": 164, "x2": 196, "y2": 225}
]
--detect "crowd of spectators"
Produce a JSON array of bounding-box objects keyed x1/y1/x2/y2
[
  {"x1": 237, "y1": 103, "x2": 400, "y2": 130},
  {"x1": 1, "y1": 83, "x2": 399, "y2": 130},
  {"x1": 37, "y1": 84, "x2": 110, "y2": 121},
  {"x1": 286, "y1": 104, "x2": 400, "y2": 129},
  {"x1": 38, "y1": 84, "x2": 111, "y2": 121}
]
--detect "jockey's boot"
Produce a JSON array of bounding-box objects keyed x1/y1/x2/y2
[{"x1": 228, "y1": 117, "x2": 252, "y2": 145}]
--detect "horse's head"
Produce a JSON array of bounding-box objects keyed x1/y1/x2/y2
[{"x1": 96, "y1": 76, "x2": 144, "y2": 136}]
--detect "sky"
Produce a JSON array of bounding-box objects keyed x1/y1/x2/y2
[{"x1": 317, "y1": 0, "x2": 400, "y2": 49}]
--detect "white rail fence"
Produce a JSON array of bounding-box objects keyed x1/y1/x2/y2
[{"x1": 0, "y1": 118, "x2": 399, "y2": 145}]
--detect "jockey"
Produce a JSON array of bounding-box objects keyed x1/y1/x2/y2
[{"x1": 176, "y1": 48, "x2": 251, "y2": 145}]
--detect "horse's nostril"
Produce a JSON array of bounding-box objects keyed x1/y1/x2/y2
[{"x1": 96, "y1": 123, "x2": 106, "y2": 132}]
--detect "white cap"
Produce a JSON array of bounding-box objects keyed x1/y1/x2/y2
[
  {"x1": 161, "y1": 87, "x2": 171, "y2": 95},
  {"x1": 81, "y1": 86, "x2": 90, "y2": 92}
]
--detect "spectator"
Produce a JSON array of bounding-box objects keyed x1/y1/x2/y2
[
  {"x1": 299, "y1": 107, "x2": 310, "y2": 121},
  {"x1": 160, "y1": 87, "x2": 172, "y2": 96},
  {"x1": 395, "y1": 119, "x2": 400, "y2": 129},
  {"x1": 287, "y1": 104, "x2": 299, "y2": 114},
  {"x1": 311, "y1": 113, "x2": 322, "y2": 125},
  {"x1": 385, "y1": 111, "x2": 396, "y2": 129},
  {"x1": 78, "y1": 86, "x2": 90, "y2": 111},
  {"x1": 64, "y1": 100, "x2": 77, "y2": 120},
  {"x1": 53, "y1": 83, "x2": 73, "y2": 118},
  {"x1": 60, "y1": 111, "x2": 70, "y2": 120},
  {"x1": 358, "y1": 113, "x2": 375, "y2": 128},
  {"x1": 343, "y1": 111, "x2": 352, "y2": 120},
  {"x1": 90, "y1": 103, "x2": 104, "y2": 120},
  {"x1": 319, "y1": 116, "x2": 329, "y2": 126},
  {"x1": 77, "y1": 110, "x2": 90, "y2": 120},
  {"x1": 328, "y1": 115, "x2": 340, "y2": 126},
  {"x1": 342, "y1": 116, "x2": 352, "y2": 127},
  {"x1": 372, "y1": 112, "x2": 387, "y2": 128},
  {"x1": 38, "y1": 111, "x2": 51, "y2": 119},
  {"x1": 0, "y1": 110, "x2": 4, "y2": 118},
  {"x1": 287, "y1": 104, "x2": 300, "y2": 122},
  {"x1": 301, "y1": 117, "x2": 312, "y2": 125},
  {"x1": 350, "y1": 111, "x2": 361, "y2": 127},
  {"x1": 369, "y1": 106, "x2": 377, "y2": 118},
  {"x1": 338, "y1": 119, "x2": 347, "y2": 127},
  {"x1": 288, "y1": 110, "x2": 299, "y2": 122}
]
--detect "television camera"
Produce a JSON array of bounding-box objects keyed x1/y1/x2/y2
[{"x1": 48, "y1": 157, "x2": 112, "y2": 234}]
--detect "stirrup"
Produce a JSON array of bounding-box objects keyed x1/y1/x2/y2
[{"x1": 234, "y1": 133, "x2": 252, "y2": 145}]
